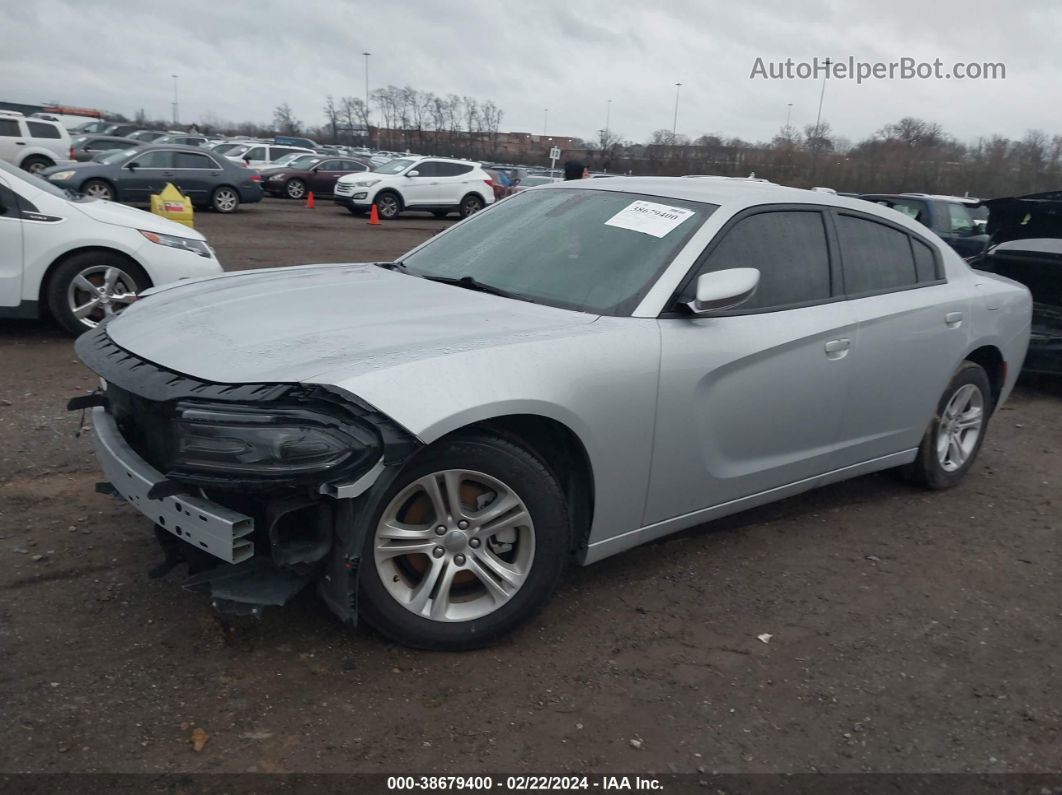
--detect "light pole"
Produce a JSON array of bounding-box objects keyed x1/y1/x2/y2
[
  {"x1": 785, "y1": 102, "x2": 793, "y2": 130},
  {"x1": 171, "y1": 74, "x2": 179, "y2": 125},
  {"x1": 672, "y1": 83, "x2": 682, "y2": 139},
  {"x1": 543, "y1": 108, "x2": 549, "y2": 136},
  {"x1": 811, "y1": 57, "x2": 831, "y2": 178},
  {"x1": 363, "y1": 52, "x2": 371, "y2": 145},
  {"x1": 604, "y1": 98, "x2": 612, "y2": 139}
]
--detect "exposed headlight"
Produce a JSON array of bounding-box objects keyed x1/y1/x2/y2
[
  {"x1": 268, "y1": 174, "x2": 286, "y2": 181},
  {"x1": 352, "y1": 179, "x2": 381, "y2": 188},
  {"x1": 172, "y1": 403, "x2": 380, "y2": 480},
  {"x1": 139, "y1": 230, "x2": 213, "y2": 258},
  {"x1": 49, "y1": 170, "x2": 75, "y2": 181}
]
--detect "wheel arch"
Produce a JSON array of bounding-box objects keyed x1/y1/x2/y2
[
  {"x1": 38, "y1": 246, "x2": 152, "y2": 318},
  {"x1": 374, "y1": 187, "x2": 404, "y2": 210},
  {"x1": 417, "y1": 412, "x2": 596, "y2": 559},
  {"x1": 963, "y1": 344, "x2": 1006, "y2": 409},
  {"x1": 78, "y1": 176, "x2": 118, "y2": 200}
]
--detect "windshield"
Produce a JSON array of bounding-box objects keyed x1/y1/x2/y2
[
  {"x1": 96, "y1": 148, "x2": 139, "y2": 165},
  {"x1": 373, "y1": 158, "x2": 415, "y2": 175},
  {"x1": 283, "y1": 154, "x2": 321, "y2": 169},
  {"x1": 401, "y1": 188, "x2": 714, "y2": 315}
]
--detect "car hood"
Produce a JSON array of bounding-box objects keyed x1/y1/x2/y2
[
  {"x1": 71, "y1": 197, "x2": 207, "y2": 239},
  {"x1": 105, "y1": 264, "x2": 596, "y2": 384}
]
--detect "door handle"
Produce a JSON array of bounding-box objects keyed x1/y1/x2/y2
[
  {"x1": 945, "y1": 311, "x2": 963, "y2": 328},
  {"x1": 15, "y1": 141, "x2": 26, "y2": 146},
  {"x1": 824, "y1": 338, "x2": 851, "y2": 359}
]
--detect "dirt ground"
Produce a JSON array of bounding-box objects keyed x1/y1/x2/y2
[{"x1": 0, "y1": 199, "x2": 1059, "y2": 776}]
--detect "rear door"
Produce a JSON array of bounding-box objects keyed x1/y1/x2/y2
[
  {"x1": 172, "y1": 151, "x2": 222, "y2": 202},
  {"x1": 646, "y1": 206, "x2": 856, "y2": 523},
  {"x1": 437, "y1": 162, "x2": 477, "y2": 204},
  {"x1": 0, "y1": 175, "x2": 23, "y2": 307},
  {"x1": 308, "y1": 159, "x2": 345, "y2": 194},
  {"x1": 829, "y1": 209, "x2": 971, "y2": 466}
]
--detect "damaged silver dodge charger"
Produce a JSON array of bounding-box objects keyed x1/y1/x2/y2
[{"x1": 72, "y1": 178, "x2": 1032, "y2": 649}]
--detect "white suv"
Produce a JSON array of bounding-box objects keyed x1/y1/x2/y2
[
  {"x1": 225, "y1": 143, "x2": 315, "y2": 170},
  {"x1": 334, "y1": 156, "x2": 495, "y2": 219},
  {"x1": 0, "y1": 160, "x2": 222, "y2": 335},
  {"x1": 0, "y1": 111, "x2": 75, "y2": 175}
]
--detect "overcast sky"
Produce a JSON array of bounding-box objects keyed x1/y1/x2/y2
[{"x1": 3, "y1": 0, "x2": 1059, "y2": 145}]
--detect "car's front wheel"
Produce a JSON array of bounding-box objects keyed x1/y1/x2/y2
[
  {"x1": 374, "y1": 191, "x2": 401, "y2": 220},
  {"x1": 358, "y1": 432, "x2": 570, "y2": 650},
  {"x1": 46, "y1": 253, "x2": 150, "y2": 335},
  {"x1": 904, "y1": 361, "x2": 992, "y2": 489},
  {"x1": 81, "y1": 179, "x2": 115, "y2": 201}
]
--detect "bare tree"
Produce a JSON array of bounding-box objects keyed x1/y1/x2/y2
[
  {"x1": 273, "y1": 102, "x2": 301, "y2": 135},
  {"x1": 322, "y1": 96, "x2": 339, "y2": 144}
]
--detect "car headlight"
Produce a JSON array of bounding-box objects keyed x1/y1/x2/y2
[
  {"x1": 172, "y1": 403, "x2": 380, "y2": 480},
  {"x1": 352, "y1": 179, "x2": 381, "y2": 188},
  {"x1": 139, "y1": 230, "x2": 213, "y2": 258},
  {"x1": 49, "y1": 170, "x2": 75, "y2": 181},
  {"x1": 268, "y1": 174, "x2": 286, "y2": 181}
]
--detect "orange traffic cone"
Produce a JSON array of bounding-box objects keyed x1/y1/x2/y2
[
  {"x1": 306, "y1": 191, "x2": 315, "y2": 209},
  {"x1": 368, "y1": 203, "x2": 380, "y2": 225}
]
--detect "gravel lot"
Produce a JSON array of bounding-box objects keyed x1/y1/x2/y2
[{"x1": 0, "y1": 199, "x2": 1059, "y2": 775}]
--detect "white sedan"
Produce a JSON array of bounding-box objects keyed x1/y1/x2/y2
[{"x1": 0, "y1": 160, "x2": 222, "y2": 335}]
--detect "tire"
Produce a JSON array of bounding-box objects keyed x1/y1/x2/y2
[
  {"x1": 210, "y1": 185, "x2": 240, "y2": 213},
  {"x1": 459, "y1": 193, "x2": 485, "y2": 218},
  {"x1": 81, "y1": 179, "x2": 115, "y2": 201},
  {"x1": 374, "y1": 191, "x2": 401, "y2": 220},
  {"x1": 284, "y1": 179, "x2": 306, "y2": 200},
  {"x1": 46, "y1": 252, "x2": 150, "y2": 336},
  {"x1": 21, "y1": 156, "x2": 53, "y2": 175},
  {"x1": 346, "y1": 206, "x2": 367, "y2": 216},
  {"x1": 903, "y1": 362, "x2": 992, "y2": 489},
  {"x1": 432, "y1": 210, "x2": 450, "y2": 219},
  {"x1": 357, "y1": 431, "x2": 571, "y2": 650}
]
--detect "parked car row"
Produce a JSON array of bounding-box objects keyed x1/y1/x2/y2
[{"x1": 334, "y1": 155, "x2": 495, "y2": 219}]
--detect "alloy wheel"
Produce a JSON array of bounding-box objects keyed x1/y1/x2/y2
[
  {"x1": 377, "y1": 194, "x2": 399, "y2": 218},
  {"x1": 286, "y1": 180, "x2": 306, "y2": 199},
  {"x1": 66, "y1": 265, "x2": 138, "y2": 329},
  {"x1": 373, "y1": 469, "x2": 535, "y2": 622},
  {"x1": 214, "y1": 188, "x2": 238, "y2": 212},
  {"x1": 83, "y1": 182, "x2": 113, "y2": 200},
  {"x1": 936, "y1": 383, "x2": 984, "y2": 472}
]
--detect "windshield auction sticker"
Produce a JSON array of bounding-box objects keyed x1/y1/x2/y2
[{"x1": 604, "y1": 200, "x2": 695, "y2": 238}]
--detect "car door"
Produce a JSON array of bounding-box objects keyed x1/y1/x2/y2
[
  {"x1": 309, "y1": 159, "x2": 344, "y2": 194},
  {"x1": 828, "y1": 209, "x2": 972, "y2": 466},
  {"x1": 171, "y1": 151, "x2": 221, "y2": 202},
  {"x1": 0, "y1": 117, "x2": 23, "y2": 164},
  {"x1": 240, "y1": 146, "x2": 267, "y2": 168},
  {"x1": 645, "y1": 206, "x2": 856, "y2": 524},
  {"x1": 438, "y1": 162, "x2": 478, "y2": 204},
  {"x1": 0, "y1": 176, "x2": 24, "y2": 307},
  {"x1": 121, "y1": 149, "x2": 177, "y2": 201},
  {"x1": 401, "y1": 161, "x2": 439, "y2": 205}
]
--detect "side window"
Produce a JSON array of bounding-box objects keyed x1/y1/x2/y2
[
  {"x1": 836, "y1": 214, "x2": 918, "y2": 294},
  {"x1": 0, "y1": 183, "x2": 18, "y2": 216},
  {"x1": 271, "y1": 148, "x2": 299, "y2": 160},
  {"x1": 175, "y1": 152, "x2": 216, "y2": 169},
  {"x1": 0, "y1": 119, "x2": 20, "y2": 137},
  {"x1": 243, "y1": 147, "x2": 265, "y2": 161},
  {"x1": 341, "y1": 160, "x2": 367, "y2": 171},
  {"x1": 945, "y1": 202, "x2": 976, "y2": 235},
  {"x1": 130, "y1": 150, "x2": 175, "y2": 168},
  {"x1": 27, "y1": 121, "x2": 62, "y2": 139},
  {"x1": 688, "y1": 210, "x2": 833, "y2": 311},
  {"x1": 911, "y1": 238, "x2": 940, "y2": 282},
  {"x1": 317, "y1": 160, "x2": 343, "y2": 171},
  {"x1": 452, "y1": 163, "x2": 474, "y2": 176},
  {"x1": 411, "y1": 162, "x2": 438, "y2": 177},
  {"x1": 88, "y1": 140, "x2": 125, "y2": 151}
]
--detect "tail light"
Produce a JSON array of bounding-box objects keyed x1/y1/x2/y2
[
  {"x1": 249, "y1": 174, "x2": 262, "y2": 183},
  {"x1": 484, "y1": 179, "x2": 494, "y2": 187},
  {"x1": 69, "y1": 146, "x2": 75, "y2": 159}
]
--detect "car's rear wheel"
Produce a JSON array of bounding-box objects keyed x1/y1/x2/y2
[
  {"x1": 358, "y1": 432, "x2": 570, "y2": 650},
  {"x1": 459, "y1": 193, "x2": 484, "y2": 218},
  {"x1": 46, "y1": 253, "x2": 149, "y2": 336},
  {"x1": 904, "y1": 362, "x2": 991, "y2": 489},
  {"x1": 211, "y1": 186, "x2": 240, "y2": 213},
  {"x1": 285, "y1": 179, "x2": 306, "y2": 199},
  {"x1": 374, "y1": 191, "x2": 401, "y2": 220},
  {"x1": 81, "y1": 179, "x2": 115, "y2": 201},
  {"x1": 21, "y1": 156, "x2": 53, "y2": 175}
]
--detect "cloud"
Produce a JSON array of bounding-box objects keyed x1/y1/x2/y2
[{"x1": 2, "y1": 0, "x2": 1058, "y2": 145}]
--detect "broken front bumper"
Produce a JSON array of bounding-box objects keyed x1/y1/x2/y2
[{"x1": 91, "y1": 407, "x2": 256, "y2": 564}]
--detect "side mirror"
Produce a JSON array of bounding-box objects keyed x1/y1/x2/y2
[
  {"x1": 406, "y1": 170, "x2": 420, "y2": 177},
  {"x1": 686, "y1": 268, "x2": 760, "y2": 314},
  {"x1": 126, "y1": 161, "x2": 138, "y2": 171},
  {"x1": 243, "y1": 156, "x2": 251, "y2": 164}
]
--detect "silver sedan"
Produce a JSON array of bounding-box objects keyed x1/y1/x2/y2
[{"x1": 75, "y1": 177, "x2": 1032, "y2": 649}]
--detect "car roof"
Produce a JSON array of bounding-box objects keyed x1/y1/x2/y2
[{"x1": 535, "y1": 177, "x2": 944, "y2": 230}]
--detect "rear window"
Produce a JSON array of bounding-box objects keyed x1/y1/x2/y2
[
  {"x1": 0, "y1": 119, "x2": 20, "y2": 137},
  {"x1": 836, "y1": 214, "x2": 920, "y2": 294},
  {"x1": 27, "y1": 121, "x2": 62, "y2": 139}
]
